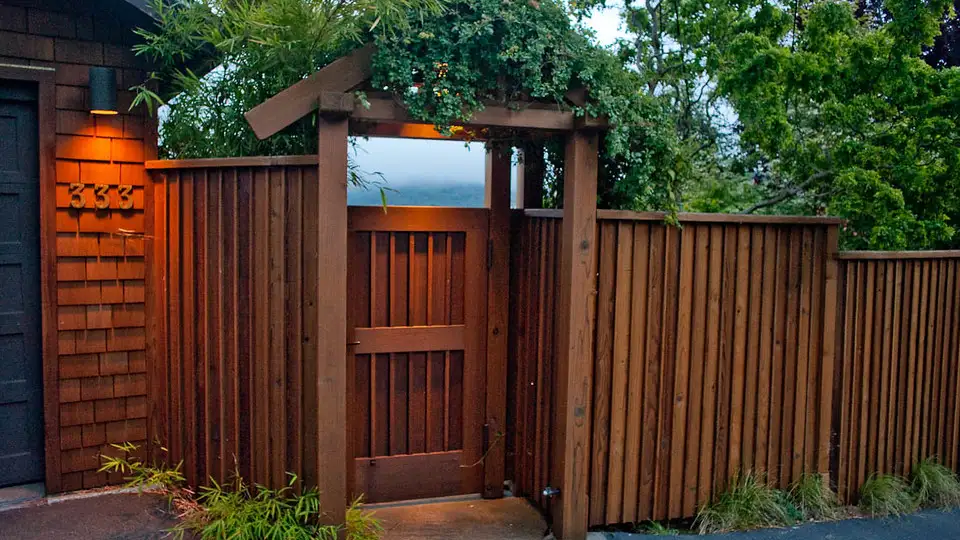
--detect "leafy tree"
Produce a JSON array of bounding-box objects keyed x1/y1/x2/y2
[
  {"x1": 925, "y1": 0, "x2": 960, "y2": 68},
  {"x1": 715, "y1": 0, "x2": 960, "y2": 248},
  {"x1": 370, "y1": 0, "x2": 682, "y2": 211},
  {"x1": 853, "y1": 0, "x2": 960, "y2": 68},
  {"x1": 604, "y1": 0, "x2": 757, "y2": 209},
  {"x1": 590, "y1": 0, "x2": 960, "y2": 248},
  {"x1": 133, "y1": 0, "x2": 444, "y2": 159}
]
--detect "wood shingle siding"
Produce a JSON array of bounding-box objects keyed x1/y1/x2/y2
[{"x1": 0, "y1": 0, "x2": 156, "y2": 492}]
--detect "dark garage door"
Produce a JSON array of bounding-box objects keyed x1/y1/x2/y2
[{"x1": 0, "y1": 81, "x2": 43, "y2": 487}]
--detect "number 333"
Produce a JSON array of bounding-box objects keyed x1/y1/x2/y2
[{"x1": 69, "y1": 183, "x2": 134, "y2": 210}]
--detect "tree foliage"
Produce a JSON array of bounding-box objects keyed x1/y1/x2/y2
[
  {"x1": 134, "y1": 0, "x2": 443, "y2": 158},
  {"x1": 714, "y1": 0, "x2": 960, "y2": 249},
  {"x1": 585, "y1": 0, "x2": 960, "y2": 249},
  {"x1": 370, "y1": 0, "x2": 682, "y2": 211},
  {"x1": 139, "y1": 0, "x2": 960, "y2": 249}
]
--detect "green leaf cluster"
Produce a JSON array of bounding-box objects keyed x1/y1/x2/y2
[
  {"x1": 582, "y1": 0, "x2": 960, "y2": 249},
  {"x1": 133, "y1": 0, "x2": 443, "y2": 159},
  {"x1": 137, "y1": 0, "x2": 960, "y2": 249},
  {"x1": 99, "y1": 442, "x2": 383, "y2": 540},
  {"x1": 370, "y1": 0, "x2": 683, "y2": 211},
  {"x1": 712, "y1": 0, "x2": 960, "y2": 249}
]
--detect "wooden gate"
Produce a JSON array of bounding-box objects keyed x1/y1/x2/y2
[{"x1": 347, "y1": 207, "x2": 489, "y2": 503}]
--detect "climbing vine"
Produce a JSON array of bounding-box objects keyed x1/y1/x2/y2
[
  {"x1": 135, "y1": 0, "x2": 682, "y2": 209},
  {"x1": 369, "y1": 0, "x2": 682, "y2": 210}
]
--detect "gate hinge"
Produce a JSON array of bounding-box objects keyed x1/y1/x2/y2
[{"x1": 487, "y1": 240, "x2": 493, "y2": 271}]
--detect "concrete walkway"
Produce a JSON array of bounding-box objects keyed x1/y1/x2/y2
[
  {"x1": 595, "y1": 508, "x2": 960, "y2": 540},
  {"x1": 0, "y1": 491, "x2": 179, "y2": 540},
  {"x1": 371, "y1": 496, "x2": 547, "y2": 540},
  {"x1": 0, "y1": 491, "x2": 548, "y2": 540}
]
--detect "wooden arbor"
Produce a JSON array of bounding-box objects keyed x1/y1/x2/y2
[{"x1": 245, "y1": 45, "x2": 604, "y2": 540}]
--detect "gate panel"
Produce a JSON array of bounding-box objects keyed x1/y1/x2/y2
[{"x1": 348, "y1": 207, "x2": 488, "y2": 503}]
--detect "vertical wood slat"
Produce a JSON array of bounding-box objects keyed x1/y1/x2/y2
[
  {"x1": 568, "y1": 217, "x2": 840, "y2": 525},
  {"x1": 148, "y1": 162, "x2": 330, "y2": 494},
  {"x1": 623, "y1": 223, "x2": 649, "y2": 523},
  {"x1": 146, "y1": 166, "x2": 169, "y2": 467},
  {"x1": 507, "y1": 215, "x2": 562, "y2": 510},
  {"x1": 833, "y1": 253, "x2": 960, "y2": 502},
  {"x1": 589, "y1": 222, "x2": 616, "y2": 525}
]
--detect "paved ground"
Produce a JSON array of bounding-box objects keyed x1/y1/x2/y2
[
  {"x1": 0, "y1": 491, "x2": 179, "y2": 540},
  {"x1": 0, "y1": 491, "x2": 547, "y2": 540},
  {"x1": 594, "y1": 508, "x2": 960, "y2": 539},
  {"x1": 3, "y1": 491, "x2": 960, "y2": 540},
  {"x1": 372, "y1": 496, "x2": 548, "y2": 540}
]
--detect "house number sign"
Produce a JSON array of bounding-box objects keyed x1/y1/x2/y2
[{"x1": 68, "y1": 183, "x2": 135, "y2": 210}]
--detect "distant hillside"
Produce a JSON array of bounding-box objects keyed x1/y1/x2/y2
[{"x1": 348, "y1": 182, "x2": 486, "y2": 207}]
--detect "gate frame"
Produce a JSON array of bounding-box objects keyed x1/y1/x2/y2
[{"x1": 244, "y1": 44, "x2": 607, "y2": 539}]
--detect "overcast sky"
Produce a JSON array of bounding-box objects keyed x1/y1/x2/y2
[{"x1": 350, "y1": 5, "x2": 627, "y2": 192}]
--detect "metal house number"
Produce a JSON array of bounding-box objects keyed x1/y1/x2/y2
[{"x1": 68, "y1": 183, "x2": 136, "y2": 210}]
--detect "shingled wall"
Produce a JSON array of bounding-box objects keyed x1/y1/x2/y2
[{"x1": 0, "y1": 0, "x2": 156, "y2": 491}]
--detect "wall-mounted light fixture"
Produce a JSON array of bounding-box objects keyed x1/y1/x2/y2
[{"x1": 88, "y1": 66, "x2": 118, "y2": 115}]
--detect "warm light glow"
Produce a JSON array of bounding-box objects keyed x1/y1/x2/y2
[{"x1": 90, "y1": 109, "x2": 119, "y2": 115}]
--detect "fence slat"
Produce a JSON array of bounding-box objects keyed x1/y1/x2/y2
[
  {"x1": 607, "y1": 222, "x2": 634, "y2": 524},
  {"x1": 149, "y1": 171, "x2": 960, "y2": 527}
]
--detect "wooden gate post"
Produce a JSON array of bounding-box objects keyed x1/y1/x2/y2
[
  {"x1": 484, "y1": 145, "x2": 512, "y2": 498},
  {"x1": 517, "y1": 144, "x2": 544, "y2": 209},
  {"x1": 554, "y1": 130, "x2": 599, "y2": 540},
  {"x1": 316, "y1": 112, "x2": 349, "y2": 529}
]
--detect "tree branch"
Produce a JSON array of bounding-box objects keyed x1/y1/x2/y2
[{"x1": 741, "y1": 170, "x2": 832, "y2": 214}]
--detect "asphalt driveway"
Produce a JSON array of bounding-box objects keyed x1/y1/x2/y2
[{"x1": 594, "y1": 508, "x2": 960, "y2": 540}]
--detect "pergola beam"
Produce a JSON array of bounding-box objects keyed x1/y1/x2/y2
[
  {"x1": 319, "y1": 93, "x2": 605, "y2": 132},
  {"x1": 245, "y1": 44, "x2": 375, "y2": 140},
  {"x1": 350, "y1": 122, "x2": 487, "y2": 141}
]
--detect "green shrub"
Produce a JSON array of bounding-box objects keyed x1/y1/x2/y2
[
  {"x1": 788, "y1": 473, "x2": 842, "y2": 521},
  {"x1": 775, "y1": 489, "x2": 804, "y2": 524},
  {"x1": 859, "y1": 474, "x2": 916, "y2": 516},
  {"x1": 345, "y1": 497, "x2": 384, "y2": 540},
  {"x1": 100, "y1": 443, "x2": 381, "y2": 540},
  {"x1": 695, "y1": 472, "x2": 791, "y2": 534},
  {"x1": 910, "y1": 457, "x2": 960, "y2": 509},
  {"x1": 637, "y1": 520, "x2": 679, "y2": 535},
  {"x1": 98, "y1": 441, "x2": 185, "y2": 496}
]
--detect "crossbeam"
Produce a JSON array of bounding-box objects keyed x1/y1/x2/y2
[
  {"x1": 245, "y1": 45, "x2": 375, "y2": 140},
  {"x1": 321, "y1": 93, "x2": 606, "y2": 132},
  {"x1": 350, "y1": 122, "x2": 487, "y2": 141}
]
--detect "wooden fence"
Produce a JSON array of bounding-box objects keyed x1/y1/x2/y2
[
  {"x1": 509, "y1": 211, "x2": 841, "y2": 524},
  {"x1": 509, "y1": 214, "x2": 562, "y2": 509},
  {"x1": 509, "y1": 210, "x2": 960, "y2": 528},
  {"x1": 144, "y1": 157, "x2": 960, "y2": 533},
  {"x1": 148, "y1": 157, "x2": 325, "y2": 488},
  {"x1": 587, "y1": 214, "x2": 841, "y2": 524},
  {"x1": 834, "y1": 252, "x2": 960, "y2": 500}
]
